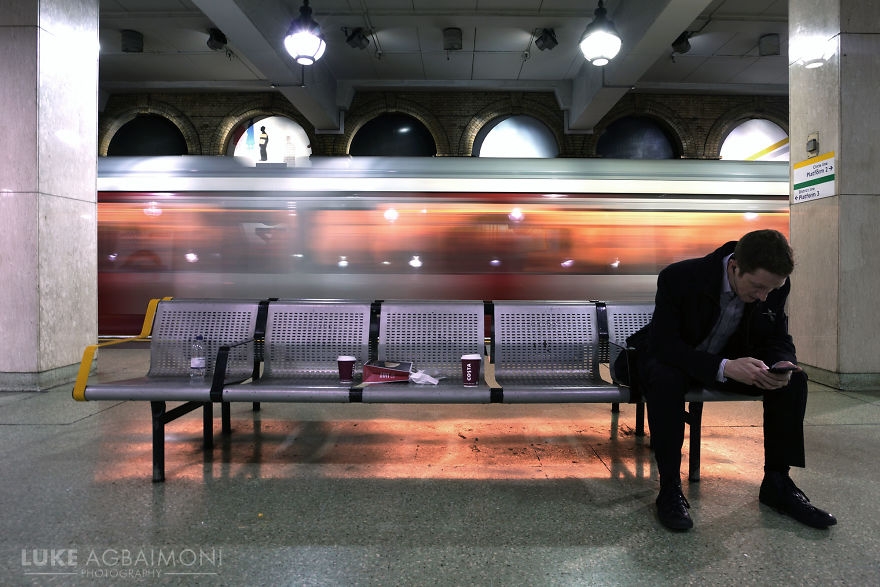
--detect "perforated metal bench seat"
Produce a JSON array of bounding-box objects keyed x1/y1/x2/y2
[
  {"x1": 491, "y1": 301, "x2": 630, "y2": 403},
  {"x1": 74, "y1": 299, "x2": 261, "y2": 402},
  {"x1": 348, "y1": 300, "x2": 490, "y2": 403},
  {"x1": 603, "y1": 301, "x2": 761, "y2": 401},
  {"x1": 222, "y1": 300, "x2": 373, "y2": 403}
]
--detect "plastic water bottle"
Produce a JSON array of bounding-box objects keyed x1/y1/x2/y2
[{"x1": 190, "y1": 335, "x2": 206, "y2": 379}]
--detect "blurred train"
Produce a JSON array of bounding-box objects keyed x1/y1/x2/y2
[{"x1": 97, "y1": 156, "x2": 790, "y2": 334}]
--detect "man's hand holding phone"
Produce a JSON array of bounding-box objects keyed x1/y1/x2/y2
[{"x1": 769, "y1": 363, "x2": 798, "y2": 374}]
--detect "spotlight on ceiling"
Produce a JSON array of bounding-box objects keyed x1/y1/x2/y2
[
  {"x1": 284, "y1": 0, "x2": 326, "y2": 65},
  {"x1": 759, "y1": 33, "x2": 780, "y2": 56},
  {"x1": 579, "y1": 0, "x2": 621, "y2": 66},
  {"x1": 672, "y1": 31, "x2": 690, "y2": 54},
  {"x1": 344, "y1": 27, "x2": 370, "y2": 50},
  {"x1": 207, "y1": 28, "x2": 227, "y2": 51},
  {"x1": 121, "y1": 29, "x2": 143, "y2": 53},
  {"x1": 534, "y1": 28, "x2": 558, "y2": 51}
]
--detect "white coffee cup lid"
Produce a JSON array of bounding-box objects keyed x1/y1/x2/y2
[
  {"x1": 461, "y1": 354, "x2": 481, "y2": 360},
  {"x1": 337, "y1": 355, "x2": 356, "y2": 361}
]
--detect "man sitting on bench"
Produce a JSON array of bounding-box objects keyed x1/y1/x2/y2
[{"x1": 634, "y1": 229, "x2": 836, "y2": 531}]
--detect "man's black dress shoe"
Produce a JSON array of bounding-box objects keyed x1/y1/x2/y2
[
  {"x1": 656, "y1": 483, "x2": 693, "y2": 530},
  {"x1": 759, "y1": 471, "x2": 837, "y2": 529}
]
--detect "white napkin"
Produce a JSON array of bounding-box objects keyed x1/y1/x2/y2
[{"x1": 409, "y1": 369, "x2": 440, "y2": 385}]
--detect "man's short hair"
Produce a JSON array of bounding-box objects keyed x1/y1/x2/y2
[{"x1": 734, "y1": 229, "x2": 794, "y2": 276}]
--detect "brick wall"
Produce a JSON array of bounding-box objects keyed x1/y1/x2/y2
[{"x1": 99, "y1": 90, "x2": 788, "y2": 159}]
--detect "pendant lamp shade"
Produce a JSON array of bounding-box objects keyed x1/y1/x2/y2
[{"x1": 284, "y1": 0, "x2": 326, "y2": 65}]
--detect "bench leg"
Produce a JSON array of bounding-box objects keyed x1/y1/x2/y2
[
  {"x1": 635, "y1": 401, "x2": 645, "y2": 437},
  {"x1": 203, "y1": 402, "x2": 214, "y2": 451},
  {"x1": 150, "y1": 400, "x2": 210, "y2": 483},
  {"x1": 686, "y1": 401, "x2": 704, "y2": 482},
  {"x1": 151, "y1": 401, "x2": 166, "y2": 483},
  {"x1": 252, "y1": 401, "x2": 261, "y2": 412},
  {"x1": 222, "y1": 401, "x2": 231, "y2": 435},
  {"x1": 611, "y1": 402, "x2": 620, "y2": 413}
]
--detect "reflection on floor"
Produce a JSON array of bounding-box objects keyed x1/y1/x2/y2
[{"x1": 2, "y1": 346, "x2": 878, "y2": 585}]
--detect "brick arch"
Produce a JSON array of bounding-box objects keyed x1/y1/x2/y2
[
  {"x1": 98, "y1": 101, "x2": 200, "y2": 156},
  {"x1": 705, "y1": 103, "x2": 789, "y2": 159},
  {"x1": 342, "y1": 96, "x2": 450, "y2": 156},
  {"x1": 215, "y1": 99, "x2": 316, "y2": 156},
  {"x1": 460, "y1": 97, "x2": 563, "y2": 157},
  {"x1": 591, "y1": 98, "x2": 694, "y2": 158}
]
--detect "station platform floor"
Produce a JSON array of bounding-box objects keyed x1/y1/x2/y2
[{"x1": 1, "y1": 345, "x2": 878, "y2": 586}]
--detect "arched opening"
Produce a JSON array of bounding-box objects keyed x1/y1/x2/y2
[
  {"x1": 596, "y1": 116, "x2": 678, "y2": 159},
  {"x1": 473, "y1": 115, "x2": 558, "y2": 158},
  {"x1": 720, "y1": 119, "x2": 789, "y2": 161},
  {"x1": 107, "y1": 114, "x2": 187, "y2": 156},
  {"x1": 229, "y1": 116, "x2": 312, "y2": 165},
  {"x1": 350, "y1": 113, "x2": 436, "y2": 156}
]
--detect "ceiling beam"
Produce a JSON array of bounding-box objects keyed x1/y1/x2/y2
[
  {"x1": 566, "y1": 0, "x2": 716, "y2": 132},
  {"x1": 191, "y1": 0, "x2": 342, "y2": 131}
]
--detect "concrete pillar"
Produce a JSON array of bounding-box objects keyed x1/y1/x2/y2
[
  {"x1": 0, "y1": 1, "x2": 98, "y2": 390},
  {"x1": 788, "y1": 0, "x2": 880, "y2": 390}
]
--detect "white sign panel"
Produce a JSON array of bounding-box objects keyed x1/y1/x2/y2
[{"x1": 792, "y1": 152, "x2": 836, "y2": 204}]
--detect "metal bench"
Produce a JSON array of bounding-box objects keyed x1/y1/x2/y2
[
  {"x1": 602, "y1": 301, "x2": 762, "y2": 481},
  {"x1": 491, "y1": 301, "x2": 630, "y2": 403},
  {"x1": 72, "y1": 298, "x2": 264, "y2": 481},
  {"x1": 73, "y1": 297, "x2": 766, "y2": 483}
]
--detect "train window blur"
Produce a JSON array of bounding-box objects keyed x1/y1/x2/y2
[
  {"x1": 720, "y1": 119, "x2": 789, "y2": 161},
  {"x1": 107, "y1": 114, "x2": 187, "y2": 156},
  {"x1": 350, "y1": 113, "x2": 436, "y2": 156},
  {"x1": 474, "y1": 115, "x2": 559, "y2": 158},
  {"x1": 229, "y1": 116, "x2": 312, "y2": 164},
  {"x1": 596, "y1": 116, "x2": 679, "y2": 159}
]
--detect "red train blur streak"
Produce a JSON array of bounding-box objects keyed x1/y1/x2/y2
[{"x1": 96, "y1": 157, "x2": 790, "y2": 334}]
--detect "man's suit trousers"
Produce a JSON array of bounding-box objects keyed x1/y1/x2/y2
[{"x1": 638, "y1": 354, "x2": 808, "y2": 484}]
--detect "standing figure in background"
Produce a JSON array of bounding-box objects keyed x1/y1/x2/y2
[{"x1": 259, "y1": 126, "x2": 269, "y2": 161}]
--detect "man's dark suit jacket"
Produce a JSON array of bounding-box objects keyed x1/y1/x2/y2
[{"x1": 635, "y1": 240, "x2": 798, "y2": 389}]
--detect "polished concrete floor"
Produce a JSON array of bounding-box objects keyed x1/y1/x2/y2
[{"x1": 2, "y1": 346, "x2": 879, "y2": 586}]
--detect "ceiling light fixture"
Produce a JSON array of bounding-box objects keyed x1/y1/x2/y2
[
  {"x1": 344, "y1": 27, "x2": 370, "y2": 50},
  {"x1": 579, "y1": 0, "x2": 621, "y2": 66},
  {"x1": 284, "y1": 0, "x2": 326, "y2": 66},
  {"x1": 534, "y1": 28, "x2": 558, "y2": 51}
]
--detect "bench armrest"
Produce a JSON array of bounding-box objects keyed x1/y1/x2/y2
[
  {"x1": 209, "y1": 338, "x2": 256, "y2": 402},
  {"x1": 608, "y1": 341, "x2": 634, "y2": 383},
  {"x1": 72, "y1": 298, "x2": 167, "y2": 401},
  {"x1": 609, "y1": 341, "x2": 644, "y2": 403}
]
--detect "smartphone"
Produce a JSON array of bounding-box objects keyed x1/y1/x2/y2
[{"x1": 769, "y1": 364, "x2": 797, "y2": 374}]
